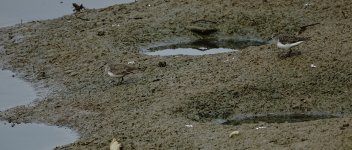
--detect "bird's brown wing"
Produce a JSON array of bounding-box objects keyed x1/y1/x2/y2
[{"x1": 124, "y1": 65, "x2": 138, "y2": 73}]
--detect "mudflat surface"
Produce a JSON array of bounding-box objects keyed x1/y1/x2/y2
[{"x1": 1, "y1": 0, "x2": 352, "y2": 149}]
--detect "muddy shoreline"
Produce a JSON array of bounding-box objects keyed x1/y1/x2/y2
[{"x1": 1, "y1": 0, "x2": 352, "y2": 149}]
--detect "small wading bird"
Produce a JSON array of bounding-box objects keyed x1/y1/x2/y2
[
  {"x1": 72, "y1": 3, "x2": 85, "y2": 12},
  {"x1": 271, "y1": 34, "x2": 310, "y2": 57},
  {"x1": 102, "y1": 62, "x2": 141, "y2": 85},
  {"x1": 110, "y1": 138, "x2": 121, "y2": 150}
]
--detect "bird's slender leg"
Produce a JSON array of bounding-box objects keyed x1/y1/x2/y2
[
  {"x1": 286, "y1": 49, "x2": 293, "y2": 57},
  {"x1": 118, "y1": 77, "x2": 124, "y2": 84},
  {"x1": 109, "y1": 79, "x2": 115, "y2": 84}
]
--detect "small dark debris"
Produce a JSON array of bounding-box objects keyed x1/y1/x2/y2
[
  {"x1": 340, "y1": 123, "x2": 350, "y2": 130},
  {"x1": 341, "y1": 11, "x2": 348, "y2": 19},
  {"x1": 152, "y1": 78, "x2": 161, "y2": 82},
  {"x1": 37, "y1": 72, "x2": 46, "y2": 80},
  {"x1": 97, "y1": 31, "x2": 105, "y2": 36},
  {"x1": 191, "y1": 19, "x2": 217, "y2": 24},
  {"x1": 11, "y1": 74, "x2": 15, "y2": 77},
  {"x1": 130, "y1": 17, "x2": 143, "y2": 20},
  {"x1": 157, "y1": 61, "x2": 167, "y2": 67}
]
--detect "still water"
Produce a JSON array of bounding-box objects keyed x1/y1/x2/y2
[
  {"x1": 0, "y1": 70, "x2": 36, "y2": 111},
  {"x1": 142, "y1": 39, "x2": 266, "y2": 56},
  {"x1": 0, "y1": 121, "x2": 79, "y2": 150},
  {"x1": 0, "y1": 0, "x2": 135, "y2": 27},
  {"x1": 0, "y1": 69, "x2": 78, "y2": 149}
]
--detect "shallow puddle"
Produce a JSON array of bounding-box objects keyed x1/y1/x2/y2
[
  {"x1": 0, "y1": 70, "x2": 37, "y2": 111},
  {"x1": 220, "y1": 112, "x2": 341, "y2": 125},
  {"x1": 0, "y1": 69, "x2": 79, "y2": 149},
  {"x1": 0, "y1": 121, "x2": 78, "y2": 150},
  {"x1": 145, "y1": 48, "x2": 236, "y2": 56},
  {"x1": 0, "y1": 0, "x2": 135, "y2": 27},
  {"x1": 143, "y1": 39, "x2": 267, "y2": 56}
]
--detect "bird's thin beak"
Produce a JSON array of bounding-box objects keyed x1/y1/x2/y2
[
  {"x1": 100, "y1": 62, "x2": 107, "y2": 69},
  {"x1": 265, "y1": 37, "x2": 274, "y2": 44}
]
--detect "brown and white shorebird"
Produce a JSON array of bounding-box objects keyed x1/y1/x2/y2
[
  {"x1": 271, "y1": 34, "x2": 310, "y2": 56},
  {"x1": 110, "y1": 138, "x2": 121, "y2": 150},
  {"x1": 103, "y1": 62, "x2": 140, "y2": 84}
]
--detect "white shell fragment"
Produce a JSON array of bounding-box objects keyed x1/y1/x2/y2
[
  {"x1": 110, "y1": 138, "x2": 121, "y2": 150},
  {"x1": 255, "y1": 126, "x2": 267, "y2": 130},
  {"x1": 185, "y1": 125, "x2": 193, "y2": 128},
  {"x1": 229, "y1": 131, "x2": 240, "y2": 138},
  {"x1": 310, "y1": 64, "x2": 317, "y2": 68}
]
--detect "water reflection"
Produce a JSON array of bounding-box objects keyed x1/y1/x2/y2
[{"x1": 143, "y1": 38, "x2": 266, "y2": 56}]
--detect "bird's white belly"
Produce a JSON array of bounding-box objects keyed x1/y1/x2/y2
[
  {"x1": 108, "y1": 71, "x2": 123, "y2": 78},
  {"x1": 277, "y1": 41, "x2": 304, "y2": 49}
]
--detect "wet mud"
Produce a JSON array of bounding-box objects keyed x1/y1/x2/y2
[{"x1": 1, "y1": 0, "x2": 352, "y2": 149}]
